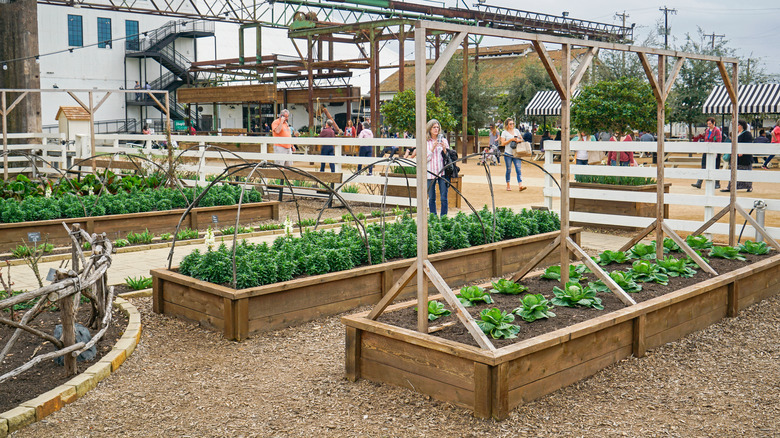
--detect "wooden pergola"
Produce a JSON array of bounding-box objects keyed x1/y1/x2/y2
[{"x1": 364, "y1": 19, "x2": 780, "y2": 349}]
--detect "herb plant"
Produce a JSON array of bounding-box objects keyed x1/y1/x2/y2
[
  {"x1": 630, "y1": 260, "x2": 669, "y2": 284},
  {"x1": 489, "y1": 279, "x2": 528, "y2": 295},
  {"x1": 738, "y1": 240, "x2": 769, "y2": 255},
  {"x1": 126, "y1": 229, "x2": 154, "y2": 245},
  {"x1": 125, "y1": 275, "x2": 153, "y2": 290},
  {"x1": 456, "y1": 285, "x2": 494, "y2": 307},
  {"x1": 513, "y1": 294, "x2": 556, "y2": 322},
  {"x1": 113, "y1": 239, "x2": 129, "y2": 248},
  {"x1": 476, "y1": 308, "x2": 520, "y2": 339},
  {"x1": 176, "y1": 228, "x2": 199, "y2": 240},
  {"x1": 159, "y1": 233, "x2": 172, "y2": 241},
  {"x1": 709, "y1": 245, "x2": 746, "y2": 261},
  {"x1": 551, "y1": 281, "x2": 604, "y2": 309},
  {"x1": 11, "y1": 243, "x2": 54, "y2": 258}
]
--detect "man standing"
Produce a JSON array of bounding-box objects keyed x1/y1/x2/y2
[
  {"x1": 133, "y1": 81, "x2": 142, "y2": 101},
  {"x1": 319, "y1": 119, "x2": 336, "y2": 172},
  {"x1": 692, "y1": 117, "x2": 722, "y2": 189},
  {"x1": 272, "y1": 109, "x2": 296, "y2": 167}
]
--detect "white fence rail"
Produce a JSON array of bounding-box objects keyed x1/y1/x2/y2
[{"x1": 543, "y1": 141, "x2": 780, "y2": 239}]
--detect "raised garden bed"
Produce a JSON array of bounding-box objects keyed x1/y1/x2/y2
[
  {"x1": 570, "y1": 182, "x2": 670, "y2": 229},
  {"x1": 341, "y1": 250, "x2": 780, "y2": 419},
  {"x1": 151, "y1": 228, "x2": 581, "y2": 340},
  {"x1": 0, "y1": 201, "x2": 279, "y2": 252}
]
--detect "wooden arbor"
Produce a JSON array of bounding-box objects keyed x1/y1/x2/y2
[{"x1": 364, "y1": 19, "x2": 779, "y2": 349}]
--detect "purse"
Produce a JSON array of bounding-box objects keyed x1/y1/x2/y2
[{"x1": 513, "y1": 141, "x2": 532, "y2": 158}]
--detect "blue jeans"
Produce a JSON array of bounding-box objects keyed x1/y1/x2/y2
[
  {"x1": 764, "y1": 155, "x2": 775, "y2": 166},
  {"x1": 504, "y1": 155, "x2": 522, "y2": 183},
  {"x1": 610, "y1": 160, "x2": 630, "y2": 166},
  {"x1": 319, "y1": 145, "x2": 335, "y2": 172},
  {"x1": 575, "y1": 159, "x2": 588, "y2": 165},
  {"x1": 427, "y1": 177, "x2": 449, "y2": 216},
  {"x1": 357, "y1": 146, "x2": 373, "y2": 174}
]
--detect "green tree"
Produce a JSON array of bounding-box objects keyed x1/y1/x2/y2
[
  {"x1": 571, "y1": 77, "x2": 658, "y2": 135},
  {"x1": 380, "y1": 89, "x2": 456, "y2": 136},
  {"x1": 438, "y1": 58, "x2": 497, "y2": 134},
  {"x1": 498, "y1": 61, "x2": 554, "y2": 125}
]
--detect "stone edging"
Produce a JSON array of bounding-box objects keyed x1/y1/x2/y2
[{"x1": 0, "y1": 297, "x2": 142, "y2": 437}]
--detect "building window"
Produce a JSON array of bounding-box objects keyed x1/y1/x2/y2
[
  {"x1": 67, "y1": 15, "x2": 83, "y2": 47},
  {"x1": 125, "y1": 20, "x2": 139, "y2": 51},
  {"x1": 97, "y1": 17, "x2": 112, "y2": 49}
]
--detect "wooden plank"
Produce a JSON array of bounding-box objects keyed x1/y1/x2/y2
[
  {"x1": 162, "y1": 301, "x2": 224, "y2": 332},
  {"x1": 177, "y1": 84, "x2": 276, "y2": 104},
  {"x1": 508, "y1": 345, "x2": 633, "y2": 409},
  {"x1": 248, "y1": 294, "x2": 377, "y2": 333},
  {"x1": 345, "y1": 326, "x2": 361, "y2": 382},
  {"x1": 736, "y1": 270, "x2": 780, "y2": 309},
  {"x1": 161, "y1": 281, "x2": 225, "y2": 318},
  {"x1": 473, "y1": 362, "x2": 492, "y2": 418},
  {"x1": 644, "y1": 287, "x2": 727, "y2": 338},
  {"x1": 492, "y1": 247, "x2": 503, "y2": 278},
  {"x1": 509, "y1": 235, "x2": 560, "y2": 282},
  {"x1": 645, "y1": 305, "x2": 728, "y2": 350},
  {"x1": 491, "y1": 362, "x2": 509, "y2": 420},
  {"x1": 152, "y1": 276, "x2": 164, "y2": 314},
  {"x1": 632, "y1": 314, "x2": 646, "y2": 358},
  {"x1": 367, "y1": 263, "x2": 416, "y2": 320},
  {"x1": 727, "y1": 282, "x2": 739, "y2": 317},
  {"x1": 360, "y1": 332, "x2": 475, "y2": 390},
  {"x1": 662, "y1": 222, "x2": 717, "y2": 275},
  {"x1": 236, "y1": 298, "x2": 249, "y2": 341},
  {"x1": 423, "y1": 260, "x2": 495, "y2": 351},
  {"x1": 223, "y1": 297, "x2": 235, "y2": 340},
  {"x1": 618, "y1": 220, "x2": 656, "y2": 252},
  {"x1": 567, "y1": 237, "x2": 635, "y2": 306}
]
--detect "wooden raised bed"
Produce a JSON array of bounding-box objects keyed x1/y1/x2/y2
[
  {"x1": 151, "y1": 228, "x2": 581, "y2": 340},
  {"x1": 570, "y1": 182, "x2": 670, "y2": 228},
  {"x1": 0, "y1": 201, "x2": 279, "y2": 252},
  {"x1": 342, "y1": 253, "x2": 780, "y2": 419}
]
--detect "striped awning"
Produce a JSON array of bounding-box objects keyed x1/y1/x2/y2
[
  {"x1": 702, "y1": 83, "x2": 780, "y2": 114},
  {"x1": 524, "y1": 90, "x2": 581, "y2": 116}
]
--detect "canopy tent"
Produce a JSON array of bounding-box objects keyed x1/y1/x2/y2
[
  {"x1": 525, "y1": 89, "x2": 581, "y2": 116},
  {"x1": 702, "y1": 83, "x2": 780, "y2": 114}
]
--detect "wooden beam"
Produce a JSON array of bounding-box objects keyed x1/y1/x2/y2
[
  {"x1": 655, "y1": 54, "x2": 666, "y2": 261},
  {"x1": 693, "y1": 205, "x2": 730, "y2": 236},
  {"x1": 509, "y1": 235, "x2": 561, "y2": 282},
  {"x1": 566, "y1": 237, "x2": 635, "y2": 306},
  {"x1": 638, "y1": 52, "x2": 662, "y2": 103},
  {"x1": 423, "y1": 260, "x2": 495, "y2": 350},
  {"x1": 559, "y1": 43, "x2": 571, "y2": 285},
  {"x1": 66, "y1": 91, "x2": 90, "y2": 113},
  {"x1": 729, "y1": 62, "x2": 739, "y2": 246},
  {"x1": 92, "y1": 92, "x2": 112, "y2": 113},
  {"x1": 2, "y1": 91, "x2": 29, "y2": 116},
  {"x1": 415, "y1": 24, "x2": 429, "y2": 334},
  {"x1": 717, "y1": 61, "x2": 738, "y2": 104},
  {"x1": 661, "y1": 222, "x2": 717, "y2": 275},
  {"x1": 618, "y1": 220, "x2": 657, "y2": 252},
  {"x1": 735, "y1": 204, "x2": 780, "y2": 251},
  {"x1": 664, "y1": 57, "x2": 685, "y2": 100},
  {"x1": 532, "y1": 41, "x2": 564, "y2": 97},
  {"x1": 424, "y1": 31, "x2": 467, "y2": 93},
  {"x1": 367, "y1": 263, "x2": 417, "y2": 320},
  {"x1": 569, "y1": 47, "x2": 598, "y2": 91}
]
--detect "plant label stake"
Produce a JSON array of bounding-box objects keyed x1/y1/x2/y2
[
  {"x1": 212, "y1": 215, "x2": 219, "y2": 225},
  {"x1": 46, "y1": 268, "x2": 57, "y2": 282},
  {"x1": 27, "y1": 232, "x2": 41, "y2": 243}
]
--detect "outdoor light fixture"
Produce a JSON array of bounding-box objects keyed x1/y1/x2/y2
[
  {"x1": 68, "y1": 48, "x2": 74, "y2": 53},
  {"x1": 2, "y1": 63, "x2": 7, "y2": 71},
  {"x1": 562, "y1": 11, "x2": 569, "y2": 18}
]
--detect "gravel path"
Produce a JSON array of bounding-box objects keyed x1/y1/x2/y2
[{"x1": 15, "y1": 292, "x2": 780, "y2": 437}]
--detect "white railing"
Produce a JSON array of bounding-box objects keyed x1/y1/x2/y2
[
  {"x1": 543, "y1": 141, "x2": 780, "y2": 239},
  {"x1": 1, "y1": 133, "x2": 69, "y2": 177}
]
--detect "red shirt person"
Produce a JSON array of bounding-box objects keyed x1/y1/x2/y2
[{"x1": 692, "y1": 117, "x2": 722, "y2": 189}]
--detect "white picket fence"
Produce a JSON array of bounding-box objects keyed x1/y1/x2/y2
[
  {"x1": 543, "y1": 140, "x2": 780, "y2": 239},
  {"x1": 2, "y1": 132, "x2": 420, "y2": 206}
]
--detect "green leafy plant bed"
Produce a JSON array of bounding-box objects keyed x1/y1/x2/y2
[
  {"x1": 0, "y1": 194, "x2": 279, "y2": 252},
  {"x1": 344, "y1": 245, "x2": 780, "y2": 419},
  {"x1": 152, "y1": 211, "x2": 579, "y2": 340},
  {"x1": 569, "y1": 182, "x2": 671, "y2": 229}
]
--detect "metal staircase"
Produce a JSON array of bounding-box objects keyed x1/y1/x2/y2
[{"x1": 125, "y1": 20, "x2": 214, "y2": 129}]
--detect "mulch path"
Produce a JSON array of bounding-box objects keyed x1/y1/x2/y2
[
  {"x1": 378, "y1": 252, "x2": 771, "y2": 348},
  {"x1": 0, "y1": 305, "x2": 128, "y2": 413}
]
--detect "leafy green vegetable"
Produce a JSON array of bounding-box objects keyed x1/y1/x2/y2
[
  {"x1": 709, "y1": 245, "x2": 746, "y2": 261},
  {"x1": 541, "y1": 264, "x2": 588, "y2": 281},
  {"x1": 414, "y1": 300, "x2": 452, "y2": 321},
  {"x1": 630, "y1": 260, "x2": 669, "y2": 285},
  {"x1": 159, "y1": 233, "x2": 172, "y2": 241},
  {"x1": 662, "y1": 237, "x2": 680, "y2": 253},
  {"x1": 686, "y1": 235, "x2": 712, "y2": 250},
  {"x1": 628, "y1": 243, "x2": 658, "y2": 260},
  {"x1": 456, "y1": 285, "x2": 494, "y2": 307},
  {"x1": 125, "y1": 275, "x2": 153, "y2": 290},
  {"x1": 476, "y1": 308, "x2": 520, "y2": 339},
  {"x1": 656, "y1": 256, "x2": 697, "y2": 278},
  {"x1": 489, "y1": 278, "x2": 529, "y2": 295},
  {"x1": 738, "y1": 240, "x2": 770, "y2": 255},
  {"x1": 597, "y1": 250, "x2": 630, "y2": 266},
  {"x1": 590, "y1": 270, "x2": 643, "y2": 293},
  {"x1": 176, "y1": 228, "x2": 199, "y2": 240},
  {"x1": 11, "y1": 242, "x2": 54, "y2": 258},
  {"x1": 551, "y1": 281, "x2": 604, "y2": 309},
  {"x1": 513, "y1": 294, "x2": 556, "y2": 322}
]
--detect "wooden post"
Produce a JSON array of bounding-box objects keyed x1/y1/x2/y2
[
  {"x1": 89, "y1": 91, "x2": 96, "y2": 171},
  {"x1": 2, "y1": 91, "x2": 7, "y2": 181},
  {"x1": 729, "y1": 62, "x2": 739, "y2": 246},
  {"x1": 559, "y1": 43, "x2": 571, "y2": 286},
  {"x1": 62, "y1": 224, "x2": 82, "y2": 376},
  {"x1": 164, "y1": 91, "x2": 173, "y2": 183},
  {"x1": 632, "y1": 314, "x2": 647, "y2": 358},
  {"x1": 655, "y1": 55, "x2": 666, "y2": 261},
  {"x1": 461, "y1": 37, "x2": 469, "y2": 163},
  {"x1": 727, "y1": 281, "x2": 739, "y2": 317},
  {"x1": 398, "y1": 26, "x2": 405, "y2": 92},
  {"x1": 308, "y1": 36, "x2": 315, "y2": 135},
  {"x1": 345, "y1": 326, "x2": 361, "y2": 381},
  {"x1": 414, "y1": 24, "x2": 429, "y2": 334}
]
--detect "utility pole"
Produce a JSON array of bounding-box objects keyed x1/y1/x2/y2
[
  {"x1": 659, "y1": 6, "x2": 677, "y2": 50},
  {"x1": 615, "y1": 11, "x2": 629, "y2": 75},
  {"x1": 704, "y1": 32, "x2": 725, "y2": 49}
]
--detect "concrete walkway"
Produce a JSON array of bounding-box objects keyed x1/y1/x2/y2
[{"x1": 10, "y1": 230, "x2": 633, "y2": 291}]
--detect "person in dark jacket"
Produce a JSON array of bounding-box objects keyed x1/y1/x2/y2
[{"x1": 721, "y1": 120, "x2": 753, "y2": 192}]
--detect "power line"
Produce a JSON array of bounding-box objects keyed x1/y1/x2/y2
[{"x1": 658, "y1": 6, "x2": 677, "y2": 50}]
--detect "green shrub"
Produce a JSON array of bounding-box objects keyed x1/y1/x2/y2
[{"x1": 176, "y1": 228, "x2": 199, "y2": 240}]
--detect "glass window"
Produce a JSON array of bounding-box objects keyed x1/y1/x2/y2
[
  {"x1": 97, "y1": 17, "x2": 112, "y2": 49},
  {"x1": 67, "y1": 15, "x2": 83, "y2": 47},
  {"x1": 125, "y1": 20, "x2": 139, "y2": 51}
]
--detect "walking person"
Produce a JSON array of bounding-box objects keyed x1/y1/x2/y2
[
  {"x1": 722, "y1": 120, "x2": 754, "y2": 192},
  {"x1": 271, "y1": 109, "x2": 297, "y2": 167},
  {"x1": 425, "y1": 119, "x2": 450, "y2": 216},
  {"x1": 607, "y1": 131, "x2": 636, "y2": 166},
  {"x1": 356, "y1": 122, "x2": 374, "y2": 175},
  {"x1": 318, "y1": 119, "x2": 336, "y2": 172},
  {"x1": 693, "y1": 117, "x2": 722, "y2": 188},
  {"x1": 499, "y1": 118, "x2": 526, "y2": 191},
  {"x1": 133, "y1": 81, "x2": 142, "y2": 101},
  {"x1": 761, "y1": 119, "x2": 780, "y2": 169}
]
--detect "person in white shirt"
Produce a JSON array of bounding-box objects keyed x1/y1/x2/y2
[{"x1": 499, "y1": 118, "x2": 526, "y2": 191}]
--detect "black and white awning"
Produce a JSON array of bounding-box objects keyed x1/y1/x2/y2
[
  {"x1": 524, "y1": 90, "x2": 581, "y2": 116},
  {"x1": 702, "y1": 83, "x2": 780, "y2": 114}
]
